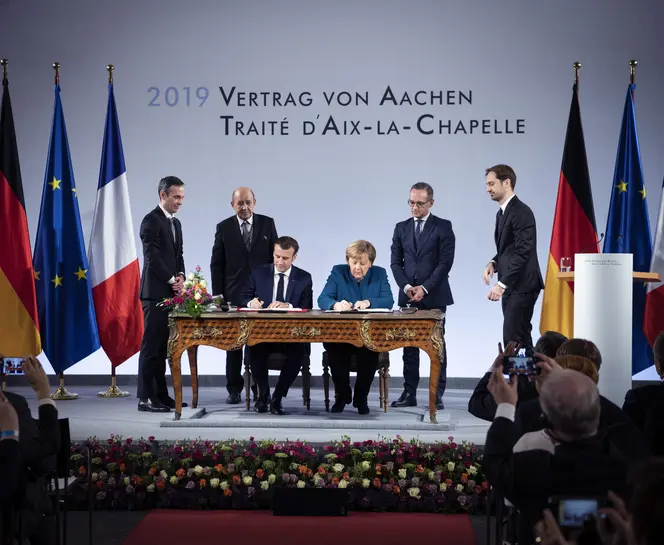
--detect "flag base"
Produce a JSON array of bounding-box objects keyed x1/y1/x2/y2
[
  {"x1": 98, "y1": 376, "x2": 129, "y2": 398},
  {"x1": 51, "y1": 374, "x2": 78, "y2": 400}
]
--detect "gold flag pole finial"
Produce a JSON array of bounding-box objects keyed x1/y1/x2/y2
[
  {"x1": 0, "y1": 58, "x2": 7, "y2": 83},
  {"x1": 573, "y1": 62, "x2": 581, "y2": 85},
  {"x1": 629, "y1": 59, "x2": 637, "y2": 84},
  {"x1": 107, "y1": 64, "x2": 114, "y2": 85},
  {"x1": 53, "y1": 62, "x2": 61, "y2": 85}
]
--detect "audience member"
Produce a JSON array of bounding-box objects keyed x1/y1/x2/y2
[
  {"x1": 467, "y1": 331, "x2": 567, "y2": 421},
  {"x1": 0, "y1": 391, "x2": 20, "y2": 508},
  {"x1": 622, "y1": 331, "x2": 664, "y2": 455},
  {"x1": 483, "y1": 360, "x2": 629, "y2": 542}
]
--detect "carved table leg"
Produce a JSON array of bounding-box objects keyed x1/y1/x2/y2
[
  {"x1": 187, "y1": 346, "x2": 199, "y2": 409},
  {"x1": 170, "y1": 350, "x2": 184, "y2": 422}
]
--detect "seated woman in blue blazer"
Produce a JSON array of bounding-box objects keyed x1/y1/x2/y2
[{"x1": 318, "y1": 240, "x2": 394, "y2": 414}]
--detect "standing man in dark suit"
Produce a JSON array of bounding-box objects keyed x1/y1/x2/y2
[
  {"x1": 210, "y1": 187, "x2": 278, "y2": 404},
  {"x1": 137, "y1": 176, "x2": 187, "y2": 413},
  {"x1": 236, "y1": 236, "x2": 313, "y2": 415},
  {"x1": 390, "y1": 182, "x2": 455, "y2": 410},
  {"x1": 483, "y1": 165, "x2": 544, "y2": 350}
]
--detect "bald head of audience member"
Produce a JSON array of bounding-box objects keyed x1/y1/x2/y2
[
  {"x1": 231, "y1": 187, "x2": 256, "y2": 220},
  {"x1": 539, "y1": 369, "x2": 601, "y2": 443}
]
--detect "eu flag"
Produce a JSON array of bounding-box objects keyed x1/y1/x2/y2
[
  {"x1": 33, "y1": 85, "x2": 100, "y2": 374},
  {"x1": 603, "y1": 83, "x2": 653, "y2": 374}
]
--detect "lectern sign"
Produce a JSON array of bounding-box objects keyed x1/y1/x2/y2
[{"x1": 574, "y1": 253, "x2": 633, "y2": 407}]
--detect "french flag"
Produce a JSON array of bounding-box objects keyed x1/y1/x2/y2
[
  {"x1": 88, "y1": 82, "x2": 143, "y2": 367},
  {"x1": 644, "y1": 176, "x2": 664, "y2": 350}
]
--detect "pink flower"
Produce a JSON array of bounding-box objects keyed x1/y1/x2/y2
[{"x1": 195, "y1": 265, "x2": 201, "y2": 272}]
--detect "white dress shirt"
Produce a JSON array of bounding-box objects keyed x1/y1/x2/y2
[
  {"x1": 492, "y1": 194, "x2": 516, "y2": 289},
  {"x1": 272, "y1": 267, "x2": 293, "y2": 308},
  {"x1": 159, "y1": 204, "x2": 181, "y2": 285},
  {"x1": 404, "y1": 213, "x2": 431, "y2": 296}
]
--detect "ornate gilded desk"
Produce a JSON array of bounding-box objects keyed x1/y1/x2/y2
[{"x1": 166, "y1": 309, "x2": 445, "y2": 423}]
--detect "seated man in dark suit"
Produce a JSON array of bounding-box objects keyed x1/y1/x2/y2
[
  {"x1": 484, "y1": 363, "x2": 628, "y2": 541},
  {"x1": 467, "y1": 331, "x2": 567, "y2": 422},
  {"x1": 623, "y1": 330, "x2": 664, "y2": 455},
  {"x1": 237, "y1": 236, "x2": 313, "y2": 415}
]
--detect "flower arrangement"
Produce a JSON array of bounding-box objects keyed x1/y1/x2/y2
[
  {"x1": 160, "y1": 266, "x2": 212, "y2": 318},
  {"x1": 68, "y1": 435, "x2": 488, "y2": 514}
]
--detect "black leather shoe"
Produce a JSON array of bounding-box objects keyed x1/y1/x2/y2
[
  {"x1": 330, "y1": 400, "x2": 347, "y2": 413},
  {"x1": 226, "y1": 393, "x2": 242, "y2": 404},
  {"x1": 160, "y1": 396, "x2": 188, "y2": 409},
  {"x1": 391, "y1": 391, "x2": 417, "y2": 408},
  {"x1": 254, "y1": 393, "x2": 268, "y2": 413},
  {"x1": 138, "y1": 399, "x2": 170, "y2": 413},
  {"x1": 270, "y1": 397, "x2": 286, "y2": 415},
  {"x1": 353, "y1": 398, "x2": 370, "y2": 415}
]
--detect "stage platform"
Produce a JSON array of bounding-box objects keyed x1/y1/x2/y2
[{"x1": 9, "y1": 386, "x2": 491, "y2": 445}]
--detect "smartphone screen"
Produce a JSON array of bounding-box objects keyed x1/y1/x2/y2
[
  {"x1": 504, "y1": 356, "x2": 539, "y2": 375},
  {"x1": 557, "y1": 499, "x2": 599, "y2": 527},
  {"x1": 1, "y1": 358, "x2": 24, "y2": 375}
]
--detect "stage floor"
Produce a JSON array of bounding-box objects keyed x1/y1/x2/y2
[{"x1": 11, "y1": 386, "x2": 491, "y2": 445}]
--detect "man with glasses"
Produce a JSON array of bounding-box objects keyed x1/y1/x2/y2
[
  {"x1": 390, "y1": 182, "x2": 456, "y2": 410},
  {"x1": 210, "y1": 187, "x2": 278, "y2": 404}
]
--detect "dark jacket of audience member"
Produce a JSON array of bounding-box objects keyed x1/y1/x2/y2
[
  {"x1": 467, "y1": 331, "x2": 567, "y2": 421},
  {"x1": 0, "y1": 439, "x2": 20, "y2": 508}
]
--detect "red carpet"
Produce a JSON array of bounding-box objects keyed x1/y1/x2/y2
[{"x1": 122, "y1": 510, "x2": 476, "y2": 545}]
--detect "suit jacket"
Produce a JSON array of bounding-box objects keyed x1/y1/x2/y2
[
  {"x1": 623, "y1": 383, "x2": 664, "y2": 456},
  {"x1": 318, "y1": 264, "x2": 394, "y2": 310},
  {"x1": 514, "y1": 395, "x2": 649, "y2": 466},
  {"x1": 210, "y1": 214, "x2": 278, "y2": 304},
  {"x1": 390, "y1": 214, "x2": 455, "y2": 308},
  {"x1": 237, "y1": 264, "x2": 314, "y2": 309},
  {"x1": 467, "y1": 371, "x2": 539, "y2": 422},
  {"x1": 484, "y1": 415, "x2": 628, "y2": 528},
  {"x1": 492, "y1": 196, "x2": 544, "y2": 293},
  {"x1": 0, "y1": 439, "x2": 20, "y2": 508},
  {"x1": 139, "y1": 206, "x2": 185, "y2": 301}
]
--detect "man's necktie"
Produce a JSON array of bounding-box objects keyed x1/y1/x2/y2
[
  {"x1": 414, "y1": 219, "x2": 423, "y2": 249},
  {"x1": 276, "y1": 273, "x2": 285, "y2": 302},
  {"x1": 241, "y1": 221, "x2": 251, "y2": 250},
  {"x1": 169, "y1": 217, "x2": 177, "y2": 244}
]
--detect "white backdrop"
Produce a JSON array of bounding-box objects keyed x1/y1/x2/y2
[{"x1": 1, "y1": 0, "x2": 663, "y2": 380}]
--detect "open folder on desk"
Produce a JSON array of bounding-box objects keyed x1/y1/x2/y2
[{"x1": 324, "y1": 308, "x2": 393, "y2": 313}]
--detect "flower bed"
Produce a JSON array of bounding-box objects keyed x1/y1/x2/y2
[{"x1": 69, "y1": 435, "x2": 488, "y2": 514}]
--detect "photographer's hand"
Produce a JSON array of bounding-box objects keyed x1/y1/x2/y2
[
  {"x1": 22, "y1": 356, "x2": 51, "y2": 400},
  {"x1": 597, "y1": 491, "x2": 636, "y2": 545},
  {"x1": 535, "y1": 509, "x2": 576, "y2": 545}
]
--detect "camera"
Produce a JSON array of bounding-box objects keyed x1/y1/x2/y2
[
  {"x1": 503, "y1": 348, "x2": 540, "y2": 376},
  {"x1": 1, "y1": 357, "x2": 25, "y2": 375}
]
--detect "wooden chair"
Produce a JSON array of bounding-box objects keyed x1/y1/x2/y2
[
  {"x1": 322, "y1": 350, "x2": 390, "y2": 412},
  {"x1": 244, "y1": 344, "x2": 312, "y2": 410}
]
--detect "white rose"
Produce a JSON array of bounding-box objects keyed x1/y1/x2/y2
[
  {"x1": 447, "y1": 462, "x2": 455, "y2": 471},
  {"x1": 468, "y1": 466, "x2": 477, "y2": 475},
  {"x1": 456, "y1": 484, "x2": 464, "y2": 492},
  {"x1": 123, "y1": 477, "x2": 130, "y2": 486},
  {"x1": 297, "y1": 480, "x2": 306, "y2": 488},
  {"x1": 338, "y1": 480, "x2": 348, "y2": 489},
  {"x1": 362, "y1": 479, "x2": 370, "y2": 489},
  {"x1": 160, "y1": 470, "x2": 168, "y2": 479},
  {"x1": 220, "y1": 481, "x2": 229, "y2": 490},
  {"x1": 408, "y1": 487, "x2": 420, "y2": 498},
  {"x1": 188, "y1": 273, "x2": 195, "y2": 280},
  {"x1": 200, "y1": 280, "x2": 207, "y2": 288},
  {"x1": 333, "y1": 463, "x2": 344, "y2": 473},
  {"x1": 194, "y1": 465, "x2": 204, "y2": 475},
  {"x1": 183, "y1": 281, "x2": 192, "y2": 289},
  {"x1": 398, "y1": 469, "x2": 407, "y2": 479},
  {"x1": 243, "y1": 476, "x2": 253, "y2": 485},
  {"x1": 91, "y1": 473, "x2": 98, "y2": 482},
  {"x1": 169, "y1": 476, "x2": 178, "y2": 485},
  {"x1": 210, "y1": 478, "x2": 220, "y2": 488},
  {"x1": 361, "y1": 461, "x2": 370, "y2": 471},
  {"x1": 268, "y1": 474, "x2": 276, "y2": 484},
  {"x1": 440, "y1": 483, "x2": 447, "y2": 492},
  {"x1": 194, "y1": 293, "x2": 201, "y2": 301},
  {"x1": 147, "y1": 484, "x2": 156, "y2": 492},
  {"x1": 260, "y1": 481, "x2": 269, "y2": 491}
]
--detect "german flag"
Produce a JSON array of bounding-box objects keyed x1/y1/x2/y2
[
  {"x1": 0, "y1": 72, "x2": 41, "y2": 356},
  {"x1": 540, "y1": 82, "x2": 599, "y2": 338}
]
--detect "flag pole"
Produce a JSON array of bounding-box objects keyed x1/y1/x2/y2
[
  {"x1": 573, "y1": 61, "x2": 581, "y2": 85},
  {"x1": 629, "y1": 59, "x2": 637, "y2": 84},
  {"x1": 1, "y1": 58, "x2": 7, "y2": 83},
  {"x1": 97, "y1": 63, "x2": 129, "y2": 399},
  {"x1": 48, "y1": 62, "x2": 78, "y2": 401}
]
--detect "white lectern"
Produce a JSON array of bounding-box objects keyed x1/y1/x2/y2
[{"x1": 557, "y1": 254, "x2": 661, "y2": 407}]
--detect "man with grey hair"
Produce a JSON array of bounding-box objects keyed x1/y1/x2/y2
[
  {"x1": 483, "y1": 355, "x2": 628, "y2": 539},
  {"x1": 390, "y1": 182, "x2": 455, "y2": 410}
]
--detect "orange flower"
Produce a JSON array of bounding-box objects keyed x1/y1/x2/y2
[
  {"x1": 317, "y1": 466, "x2": 326, "y2": 474},
  {"x1": 299, "y1": 465, "x2": 308, "y2": 475},
  {"x1": 214, "y1": 464, "x2": 224, "y2": 473},
  {"x1": 393, "y1": 485, "x2": 401, "y2": 495},
  {"x1": 416, "y1": 464, "x2": 424, "y2": 473},
  {"x1": 149, "y1": 467, "x2": 157, "y2": 476},
  {"x1": 232, "y1": 475, "x2": 241, "y2": 485},
  {"x1": 156, "y1": 480, "x2": 166, "y2": 490},
  {"x1": 445, "y1": 479, "x2": 453, "y2": 486},
  {"x1": 332, "y1": 477, "x2": 339, "y2": 485},
  {"x1": 223, "y1": 488, "x2": 232, "y2": 496},
  {"x1": 256, "y1": 469, "x2": 264, "y2": 479},
  {"x1": 79, "y1": 466, "x2": 87, "y2": 476},
  {"x1": 373, "y1": 478, "x2": 381, "y2": 488},
  {"x1": 342, "y1": 472, "x2": 350, "y2": 480},
  {"x1": 482, "y1": 481, "x2": 488, "y2": 490},
  {"x1": 176, "y1": 469, "x2": 185, "y2": 479},
  {"x1": 461, "y1": 473, "x2": 468, "y2": 483},
  {"x1": 119, "y1": 463, "x2": 126, "y2": 473},
  {"x1": 306, "y1": 469, "x2": 313, "y2": 478},
  {"x1": 199, "y1": 479, "x2": 207, "y2": 488}
]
